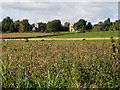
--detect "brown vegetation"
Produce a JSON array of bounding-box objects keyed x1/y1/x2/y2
[{"x1": 2, "y1": 32, "x2": 56, "y2": 38}]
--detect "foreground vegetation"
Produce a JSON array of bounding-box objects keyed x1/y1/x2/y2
[{"x1": 2, "y1": 41, "x2": 120, "y2": 89}]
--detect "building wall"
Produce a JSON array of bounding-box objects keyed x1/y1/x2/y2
[
  {"x1": 69, "y1": 24, "x2": 75, "y2": 32},
  {"x1": 35, "y1": 23, "x2": 39, "y2": 28}
]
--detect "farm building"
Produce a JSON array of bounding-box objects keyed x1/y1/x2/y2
[
  {"x1": 35, "y1": 23, "x2": 39, "y2": 28},
  {"x1": 98, "y1": 21, "x2": 103, "y2": 25},
  {"x1": 32, "y1": 23, "x2": 39, "y2": 32},
  {"x1": 69, "y1": 24, "x2": 75, "y2": 32}
]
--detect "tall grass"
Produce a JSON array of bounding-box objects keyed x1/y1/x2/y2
[{"x1": 2, "y1": 41, "x2": 120, "y2": 89}]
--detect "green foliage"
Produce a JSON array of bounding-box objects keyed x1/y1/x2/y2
[
  {"x1": 92, "y1": 25, "x2": 104, "y2": 32},
  {"x1": 62, "y1": 22, "x2": 70, "y2": 31},
  {"x1": 86, "y1": 22, "x2": 93, "y2": 31},
  {"x1": 73, "y1": 19, "x2": 87, "y2": 31},
  {"x1": 18, "y1": 23, "x2": 24, "y2": 32},
  {"x1": 2, "y1": 41, "x2": 120, "y2": 88},
  {"x1": 0, "y1": 22, "x2": 2, "y2": 32},
  {"x1": 93, "y1": 18, "x2": 115, "y2": 32},
  {"x1": 46, "y1": 20, "x2": 62, "y2": 32},
  {"x1": 2, "y1": 16, "x2": 13, "y2": 32},
  {"x1": 1, "y1": 17, "x2": 120, "y2": 33},
  {"x1": 37, "y1": 22, "x2": 46, "y2": 32},
  {"x1": 21, "y1": 19, "x2": 31, "y2": 32},
  {"x1": 14, "y1": 20, "x2": 20, "y2": 32},
  {"x1": 64, "y1": 22, "x2": 70, "y2": 28},
  {"x1": 79, "y1": 26, "x2": 86, "y2": 33},
  {"x1": 9, "y1": 23, "x2": 15, "y2": 33}
]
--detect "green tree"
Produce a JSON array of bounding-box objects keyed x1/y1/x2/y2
[
  {"x1": 2, "y1": 16, "x2": 13, "y2": 32},
  {"x1": 92, "y1": 25, "x2": 104, "y2": 32},
  {"x1": 102, "y1": 18, "x2": 111, "y2": 30},
  {"x1": 80, "y1": 26, "x2": 86, "y2": 33},
  {"x1": 0, "y1": 22, "x2": 2, "y2": 32},
  {"x1": 21, "y1": 19, "x2": 31, "y2": 32},
  {"x1": 109, "y1": 25, "x2": 113, "y2": 31},
  {"x1": 105, "y1": 26, "x2": 109, "y2": 31},
  {"x1": 73, "y1": 19, "x2": 87, "y2": 31},
  {"x1": 9, "y1": 23, "x2": 15, "y2": 32},
  {"x1": 63, "y1": 22, "x2": 70, "y2": 31},
  {"x1": 14, "y1": 20, "x2": 20, "y2": 32},
  {"x1": 86, "y1": 22, "x2": 92, "y2": 31},
  {"x1": 64, "y1": 22, "x2": 70, "y2": 27},
  {"x1": 18, "y1": 22, "x2": 24, "y2": 32},
  {"x1": 46, "y1": 20, "x2": 62, "y2": 32},
  {"x1": 37, "y1": 22, "x2": 46, "y2": 32}
]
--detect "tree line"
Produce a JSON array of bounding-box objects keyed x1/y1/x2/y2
[{"x1": 0, "y1": 16, "x2": 119, "y2": 33}]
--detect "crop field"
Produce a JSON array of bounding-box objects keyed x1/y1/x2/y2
[
  {"x1": 2, "y1": 32, "x2": 56, "y2": 39},
  {"x1": 2, "y1": 40, "x2": 120, "y2": 89}
]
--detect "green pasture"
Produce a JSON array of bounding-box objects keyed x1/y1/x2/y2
[{"x1": 44, "y1": 31, "x2": 119, "y2": 38}]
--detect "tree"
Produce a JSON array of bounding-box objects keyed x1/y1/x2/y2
[
  {"x1": 64, "y1": 22, "x2": 70, "y2": 27},
  {"x1": 37, "y1": 22, "x2": 46, "y2": 32},
  {"x1": 2, "y1": 16, "x2": 13, "y2": 32},
  {"x1": 0, "y1": 22, "x2": 2, "y2": 32},
  {"x1": 14, "y1": 20, "x2": 20, "y2": 32},
  {"x1": 73, "y1": 19, "x2": 87, "y2": 31},
  {"x1": 80, "y1": 26, "x2": 86, "y2": 33},
  {"x1": 101, "y1": 18, "x2": 112, "y2": 31},
  {"x1": 18, "y1": 22, "x2": 24, "y2": 32},
  {"x1": 31, "y1": 24, "x2": 35, "y2": 27},
  {"x1": 107, "y1": 18, "x2": 110, "y2": 22},
  {"x1": 92, "y1": 25, "x2": 104, "y2": 32},
  {"x1": 86, "y1": 22, "x2": 92, "y2": 31},
  {"x1": 63, "y1": 22, "x2": 70, "y2": 31},
  {"x1": 109, "y1": 25, "x2": 113, "y2": 31},
  {"x1": 9, "y1": 23, "x2": 15, "y2": 32},
  {"x1": 46, "y1": 19, "x2": 62, "y2": 32},
  {"x1": 105, "y1": 26, "x2": 109, "y2": 31},
  {"x1": 21, "y1": 19, "x2": 31, "y2": 32}
]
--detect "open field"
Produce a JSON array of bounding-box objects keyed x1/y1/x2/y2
[
  {"x1": 2, "y1": 31, "x2": 119, "y2": 39},
  {"x1": 2, "y1": 41, "x2": 120, "y2": 88},
  {"x1": 2, "y1": 32, "x2": 56, "y2": 39},
  {"x1": 44, "y1": 31, "x2": 119, "y2": 38}
]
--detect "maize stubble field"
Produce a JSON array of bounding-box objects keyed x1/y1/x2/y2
[{"x1": 2, "y1": 41, "x2": 120, "y2": 89}]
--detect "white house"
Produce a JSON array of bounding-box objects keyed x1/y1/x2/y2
[
  {"x1": 69, "y1": 24, "x2": 75, "y2": 32},
  {"x1": 32, "y1": 23, "x2": 39, "y2": 32}
]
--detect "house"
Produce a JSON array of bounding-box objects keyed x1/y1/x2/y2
[
  {"x1": 98, "y1": 22, "x2": 103, "y2": 25},
  {"x1": 32, "y1": 23, "x2": 39, "y2": 32},
  {"x1": 69, "y1": 24, "x2": 75, "y2": 32},
  {"x1": 35, "y1": 23, "x2": 39, "y2": 28}
]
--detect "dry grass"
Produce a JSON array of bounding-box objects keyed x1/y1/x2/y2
[{"x1": 2, "y1": 32, "x2": 56, "y2": 38}]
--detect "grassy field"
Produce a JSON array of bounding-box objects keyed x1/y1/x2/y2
[
  {"x1": 2, "y1": 31, "x2": 119, "y2": 39},
  {"x1": 43, "y1": 31, "x2": 119, "y2": 38},
  {"x1": 2, "y1": 41, "x2": 120, "y2": 89}
]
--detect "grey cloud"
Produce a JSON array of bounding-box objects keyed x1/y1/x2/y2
[{"x1": 1, "y1": 2, "x2": 118, "y2": 24}]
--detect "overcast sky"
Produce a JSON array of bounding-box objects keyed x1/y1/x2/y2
[{"x1": 1, "y1": 0, "x2": 120, "y2": 25}]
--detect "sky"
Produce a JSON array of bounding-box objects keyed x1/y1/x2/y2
[{"x1": 0, "y1": 0, "x2": 120, "y2": 25}]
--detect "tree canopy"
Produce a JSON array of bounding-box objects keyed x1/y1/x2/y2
[
  {"x1": 1, "y1": 16, "x2": 120, "y2": 33},
  {"x1": 46, "y1": 20, "x2": 62, "y2": 32},
  {"x1": 2, "y1": 16, "x2": 13, "y2": 32}
]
